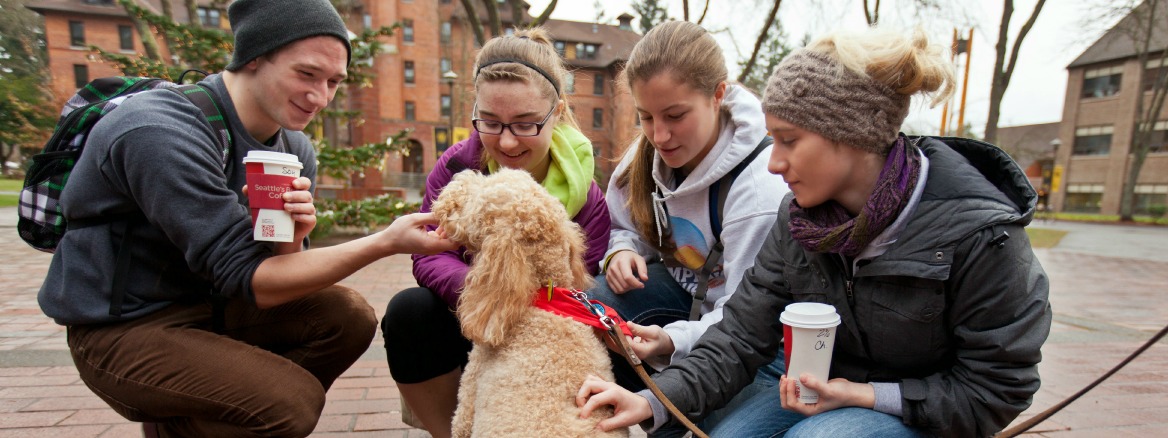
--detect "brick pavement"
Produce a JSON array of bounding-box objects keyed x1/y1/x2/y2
[{"x1": 1, "y1": 209, "x2": 1166, "y2": 436}]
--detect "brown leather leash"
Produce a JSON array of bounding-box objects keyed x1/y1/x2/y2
[
  {"x1": 566, "y1": 290, "x2": 710, "y2": 438},
  {"x1": 996, "y1": 322, "x2": 1168, "y2": 437}
]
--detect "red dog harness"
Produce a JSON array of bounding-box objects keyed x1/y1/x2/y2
[{"x1": 532, "y1": 286, "x2": 632, "y2": 338}]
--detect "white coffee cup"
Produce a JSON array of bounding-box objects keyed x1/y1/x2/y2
[
  {"x1": 242, "y1": 151, "x2": 303, "y2": 242},
  {"x1": 781, "y1": 302, "x2": 841, "y2": 404}
]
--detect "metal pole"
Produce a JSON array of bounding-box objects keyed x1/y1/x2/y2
[
  {"x1": 956, "y1": 28, "x2": 973, "y2": 137},
  {"x1": 940, "y1": 28, "x2": 957, "y2": 136}
]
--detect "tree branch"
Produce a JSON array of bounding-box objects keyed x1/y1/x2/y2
[
  {"x1": 459, "y1": 0, "x2": 486, "y2": 46},
  {"x1": 508, "y1": 0, "x2": 526, "y2": 29},
  {"x1": 697, "y1": 0, "x2": 710, "y2": 24},
  {"x1": 1002, "y1": 0, "x2": 1046, "y2": 89},
  {"x1": 683, "y1": 0, "x2": 690, "y2": 21},
  {"x1": 481, "y1": 0, "x2": 502, "y2": 37},
  {"x1": 531, "y1": 0, "x2": 558, "y2": 27},
  {"x1": 736, "y1": 0, "x2": 782, "y2": 83}
]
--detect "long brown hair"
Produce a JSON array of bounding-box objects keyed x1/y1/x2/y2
[{"x1": 615, "y1": 21, "x2": 727, "y2": 253}]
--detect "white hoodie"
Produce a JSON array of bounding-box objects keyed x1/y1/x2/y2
[{"x1": 605, "y1": 85, "x2": 790, "y2": 368}]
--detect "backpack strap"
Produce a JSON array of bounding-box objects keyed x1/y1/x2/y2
[{"x1": 688, "y1": 135, "x2": 773, "y2": 320}]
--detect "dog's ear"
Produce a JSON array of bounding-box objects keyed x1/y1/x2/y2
[
  {"x1": 458, "y1": 232, "x2": 538, "y2": 348},
  {"x1": 432, "y1": 170, "x2": 484, "y2": 245}
]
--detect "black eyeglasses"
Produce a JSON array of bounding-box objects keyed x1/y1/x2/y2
[{"x1": 471, "y1": 103, "x2": 556, "y2": 137}]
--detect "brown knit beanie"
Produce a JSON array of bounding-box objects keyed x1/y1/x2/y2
[{"x1": 762, "y1": 49, "x2": 909, "y2": 155}]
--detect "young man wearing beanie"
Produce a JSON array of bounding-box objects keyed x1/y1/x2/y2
[{"x1": 37, "y1": 0, "x2": 456, "y2": 436}]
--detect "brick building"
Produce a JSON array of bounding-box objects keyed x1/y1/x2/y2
[
  {"x1": 27, "y1": 0, "x2": 641, "y2": 197},
  {"x1": 1049, "y1": 2, "x2": 1168, "y2": 215}
]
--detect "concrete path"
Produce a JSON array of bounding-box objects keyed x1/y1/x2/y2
[{"x1": 0, "y1": 206, "x2": 1166, "y2": 436}]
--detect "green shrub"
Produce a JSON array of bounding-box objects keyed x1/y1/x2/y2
[{"x1": 311, "y1": 194, "x2": 420, "y2": 240}]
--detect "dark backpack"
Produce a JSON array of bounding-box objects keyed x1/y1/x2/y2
[{"x1": 17, "y1": 75, "x2": 232, "y2": 253}]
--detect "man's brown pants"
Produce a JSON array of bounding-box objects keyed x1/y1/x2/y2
[{"x1": 67, "y1": 285, "x2": 376, "y2": 437}]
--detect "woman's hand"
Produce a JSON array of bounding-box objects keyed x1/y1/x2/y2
[
  {"x1": 606, "y1": 250, "x2": 649, "y2": 293},
  {"x1": 778, "y1": 374, "x2": 875, "y2": 416},
  {"x1": 628, "y1": 322, "x2": 675, "y2": 360},
  {"x1": 576, "y1": 375, "x2": 653, "y2": 432}
]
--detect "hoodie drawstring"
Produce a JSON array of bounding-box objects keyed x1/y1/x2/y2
[{"x1": 652, "y1": 188, "x2": 671, "y2": 247}]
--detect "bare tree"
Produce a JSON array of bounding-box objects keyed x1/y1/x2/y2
[
  {"x1": 1112, "y1": 0, "x2": 1168, "y2": 221},
  {"x1": 983, "y1": 0, "x2": 1046, "y2": 145},
  {"x1": 736, "y1": 0, "x2": 782, "y2": 84},
  {"x1": 530, "y1": 0, "x2": 557, "y2": 27},
  {"x1": 120, "y1": 0, "x2": 162, "y2": 61},
  {"x1": 185, "y1": 0, "x2": 198, "y2": 28},
  {"x1": 682, "y1": 0, "x2": 690, "y2": 21},
  {"x1": 697, "y1": 0, "x2": 710, "y2": 24},
  {"x1": 508, "y1": 0, "x2": 526, "y2": 28},
  {"x1": 459, "y1": 0, "x2": 486, "y2": 45},
  {"x1": 863, "y1": 0, "x2": 882, "y2": 25},
  {"x1": 482, "y1": 0, "x2": 502, "y2": 37}
]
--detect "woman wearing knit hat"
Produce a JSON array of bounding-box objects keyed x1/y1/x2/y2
[
  {"x1": 586, "y1": 20, "x2": 789, "y2": 436},
  {"x1": 578, "y1": 26, "x2": 1051, "y2": 438},
  {"x1": 380, "y1": 27, "x2": 611, "y2": 438}
]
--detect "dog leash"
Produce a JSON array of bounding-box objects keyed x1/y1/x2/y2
[
  {"x1": 566, "y1": 290, "x2": 710, "y2": 438},
  {"x1": 996, "y1": 321, "x2": 1168, "y2": 437}
]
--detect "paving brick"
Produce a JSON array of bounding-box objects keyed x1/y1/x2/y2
[
  {"x1": 0, "y1": 386, "x2": 95, "y2": 399},
  {"x1": 313, "y1": 414, "x2": 355, "y2": 433},
  {"x1": 21, "y1": 397, "x2": 109, "y2": 412},
  {"x1": 57, "y1": 409, "x2": 130, "y2": 426},
  {"x1": 0, "y1": 425, "x2": 109, "y2": 438},
  {"x1": 0, "y1": 411, "x2": 71, "y2": 428},
  {"x1": 98, "y1": 424, "x2": 144, "y2": 437},
  {"x1": 325, "y1": 388, "x2": 366, "y2": 401},
  {"x1": 353, "y1": 412, "x2": 409, "y2": 431}
]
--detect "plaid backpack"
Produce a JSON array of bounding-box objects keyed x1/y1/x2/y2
[{"x1": 17, "y1": 75, "x2": 232, "y2": 253}]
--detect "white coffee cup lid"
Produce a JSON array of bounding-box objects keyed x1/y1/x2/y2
[
  {"x1": 781, "y1": 302, "x2": 841, "y2": 328},
  {"x1": 243, "y1": 150, "x2": 303, "y2": 169}
]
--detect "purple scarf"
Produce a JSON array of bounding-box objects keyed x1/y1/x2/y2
[{"x1": 788, "y1": 135, "x2": 921, "y2": 257}]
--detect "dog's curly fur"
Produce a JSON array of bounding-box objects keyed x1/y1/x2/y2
[{"x1": 433, "y1": 169, "x2": 628, "y2": 438}]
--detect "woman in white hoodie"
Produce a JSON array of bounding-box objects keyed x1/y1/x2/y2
[{"x1": 590, "y1": 20, "x2": 789, "y2": 435}]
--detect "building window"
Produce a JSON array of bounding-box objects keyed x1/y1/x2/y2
[
  {"x1": 554, "y1": 41, "x2": 565, "y2": 56},
  {"x1": 196, "y1": 7, "x2": 221, "y2": 27},
  {"x1": 1073, "y1": 126, "x2": 1113, "y2": 156},
  {"x1": 404, "y1": 61, "x2": 415, "y2": 84},
  {"x1": 118, "y1": 25, "x2": 133, "y2": 51},
  {"x1": 504, "y1": 27, "x2": 515, "y2": 36},
  {"x1": 405, "y1": 101, "x2": 416, "y2": 121},
  {"x1": 1082, "y1": 65, "x2": 1122, "y2": 99},
  {"x1": 1148, "y1": 121, "x2": 1168, "y2": 153},
  {"x1": 69, "y1": 21, "x2": 85, "y2": 47},
  {"x1": 441, "y1": 95, "x2": 452, "y2": 118},
  {"x1": 1064, "y1": 184, "x2": 1104, "y2": 213},
  {"x1": 593, "y1": 74, "x2": 604, "y2": 95},
  {"x1": 564, "y1": 72, "x2": 574, "y2": 94},
  {"x1": 1143, "y1": 58, "x2": 1168, "y2": 92},
  {"x1": 440, "y1": 58, "x2": 451, "y2": 74},
  {"x1": 576, "y1": 43, "x2": 597, "y2": 60},
  {"x1": 1134, "y1": 184, "x2": 1168, "y2": 214},
  {"x1": 440, "y1": 21, "x2": 452, "y2": 43},
  {"x1": 363, "y1": 14, "x2": 373, "y2": 30},
  {"x1": 73, "y1": 64, "x2": 89, "y2": 88},
  {"x1": 593, "y1": 108, "x2": 603, "y2": 129},
  {"x1": 403, "y1": 19, "x2": 414, "y2": 43}
]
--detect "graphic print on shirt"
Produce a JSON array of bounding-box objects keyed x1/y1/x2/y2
[{"x1": 666, "y1": 216, "x2": 725, "y2": 293}]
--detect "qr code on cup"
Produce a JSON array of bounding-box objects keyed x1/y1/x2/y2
[{"x1": 262, "y1": 225, "x2": 275, "y2": 238}]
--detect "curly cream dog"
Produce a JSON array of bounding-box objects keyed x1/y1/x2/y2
[{"x1": 432, "y1": 169, "x2": 628, "y2": 438}]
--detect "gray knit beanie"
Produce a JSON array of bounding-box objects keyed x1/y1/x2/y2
[
  {"x1": 225, "y1": 0, "x2": 352, "y2": 71},
  {"x1": 762, "y1": 49, "x2": 909, "y2": 155}
]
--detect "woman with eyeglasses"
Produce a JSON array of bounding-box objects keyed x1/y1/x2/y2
[
  {"x1": 381, "y1": 28, "x2": 611, "y2": 438},
  {"x1": 587, "y1": 21, "x2": 789, "y2": 437}
]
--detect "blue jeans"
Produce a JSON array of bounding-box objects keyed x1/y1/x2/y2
[
  {"x1": 589, "y1": 262, "x2": 785, "y2": 436},
  {"x1": 708, "y1": 387, "x2": 932, "y2": 438}
]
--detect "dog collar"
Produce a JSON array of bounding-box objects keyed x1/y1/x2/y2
[{"x1": 532, "y1": 286, "x2": 632, "y2": 337}]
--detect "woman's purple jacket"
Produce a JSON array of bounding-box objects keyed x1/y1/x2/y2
[{"x1": 411, "y1": 131, "x2": 612, "y2": 309}]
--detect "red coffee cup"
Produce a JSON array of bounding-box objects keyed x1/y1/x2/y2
[{"x1": 243, "y1": 151, "x2": 303, "y2": 242}]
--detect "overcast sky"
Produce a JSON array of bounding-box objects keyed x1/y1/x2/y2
[{"x1": 528, "y1": 0, "x2": 1125, "y2": 137}]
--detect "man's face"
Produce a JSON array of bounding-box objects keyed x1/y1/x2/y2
[{"x1": 247, "y1": 36, "x2": 348, "y2": 135}]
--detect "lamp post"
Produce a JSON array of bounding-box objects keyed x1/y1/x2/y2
[{"x1": 442, "y1": 70, "x2": 459, "y2": 154}]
